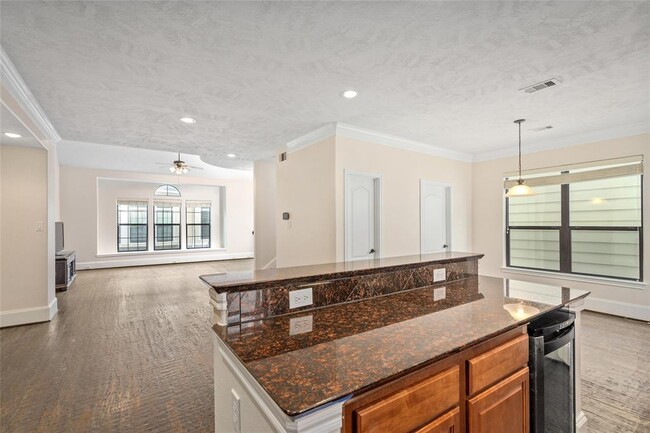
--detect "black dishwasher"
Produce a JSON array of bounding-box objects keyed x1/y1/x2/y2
[{"x1": 528, "y1": 309, "x2": 576, "y2": 433}]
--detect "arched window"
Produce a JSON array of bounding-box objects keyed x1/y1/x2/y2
[{"x1": 154, "y1": 184, "x2": 181, "y2": 197}]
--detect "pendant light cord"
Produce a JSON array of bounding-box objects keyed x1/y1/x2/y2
[{"x1": 518, "y1": 121, "x2": 522, "y2": 181}]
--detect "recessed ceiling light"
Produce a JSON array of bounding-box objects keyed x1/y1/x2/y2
[
  {"x1": 340, "y1": 90, "x2": 358, "y2": 99},
  {"x1": 227, "y1": 154, "x2": 236, "y2": 158},
  {"x1": 179, "y1": 117, "x2": 197, "y2": 124},
  {"x1": 3, "y1": 132, "x2": 22, "y2": 138}
]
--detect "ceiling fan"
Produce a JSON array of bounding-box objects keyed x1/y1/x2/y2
[{"x1": 155, "y1": 152, "x2": 203, "y2": 174}]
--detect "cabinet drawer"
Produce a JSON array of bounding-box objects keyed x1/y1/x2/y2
[
  {"x1": 413, "y1": 407, "x2": 460, "y2": 433},
  {"x1": 355, "y1": 366, "x2": 459, "y2": 433},
  {"x1": 468, "y1": 334, "x2": 528, "y2": 395}
]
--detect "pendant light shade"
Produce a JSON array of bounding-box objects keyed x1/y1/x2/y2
[{"x1": 505, "y1": 119, "x2": 535, "y2": 197}]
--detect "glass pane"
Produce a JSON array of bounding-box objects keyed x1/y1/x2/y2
[
  {"x1": 201, "y1": 208, "x2": 210, "y2": 224},
  {"x1": 508, "y1": 185, "x2": 561, "y2": 226},
  {"x1": 510, "y1": 229, "x2": 560, "y2": 270},
  {"x1": 570, "y1": 175, "x2": 642, "y2": 227},
  {"x1": 572, "y1": 230, "x2": 640, "y2": 279}
]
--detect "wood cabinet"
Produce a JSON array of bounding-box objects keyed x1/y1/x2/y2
[
  {"x1": 343, "y1": 327, "x2": 529, "y2": 433},
  {"x1": 468, "y1": 368, "x2": 529, "y2": 433}
]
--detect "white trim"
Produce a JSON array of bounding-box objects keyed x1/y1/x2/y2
[
  {"x1": 576, "y1": 411, "x2": 588, "y2": 433},
  {"x1": 344, "y1": 170, "x2": 383, "y2": 262},
  {"x1": 501, "y1": 266, "x2": 647, "y2": 290},
  {"x1": 217, "y1": 338, "x2": 345, "y2": 433},
  {"x1": 336, "y1": 122, "x2": 473, "y2": 162},
  {"x1": 96, "y1": 247, "x2": 228, "y2": 258},
  {"x1": 79, "y1": 252, "x2": 253, "y2": 270},
  {"x1": 584, "y1": 296, "x2": 650, "y2": 322},
  {"x1": 473, "y1": 122, "x2": 650, "y2": 162},
  {"x1": 286, "y1": 123, "x2": 337, "y2": 153},
  {"x1": 0, "y1": 46, "x2": 61, "y2": 144},
  {"x1": 0, "y1": 297, "x2": 58, "y2": 328}
]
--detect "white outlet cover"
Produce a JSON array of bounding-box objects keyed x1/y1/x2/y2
[
  {"x1": 290, "y1": 315, "x2": 313, "y2": 335},
  {"x1": 434, "y1": 287, "x2": 446, "y2": 301},
  {"x1": 289, "y1": 287, "x2": 313, "y2": 309},
  {"x1": 433, "y1": 268, "x2": 446, "y2": 282}
]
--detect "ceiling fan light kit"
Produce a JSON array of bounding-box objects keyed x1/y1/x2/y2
[
  {"x1": 170, "y1": 152, "x2": 190, "y2": 175},
  {"x1": 505, "y1": 119, "x2": 536, "y2": 197}
]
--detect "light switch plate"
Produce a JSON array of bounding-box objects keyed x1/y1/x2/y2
[
  {"x1": 433, "y1": 268, "x2": 446, "y2": 282},
  {"x1": 290, "y1": 315, "x2": 313, "y2": 335},
  {"x1": 434, "y1": 287, "x2": 446, "y2": 301},
  {"x1": 289, "y1": 287, "x2": 313, "y2": 309}
]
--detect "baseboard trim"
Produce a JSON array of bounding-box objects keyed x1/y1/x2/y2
[
  {"x1": 0, "y1": 297, "x2": 58, "y2": 328},
  {"x1": 78, "y1": 252, "x2": 253, "y2": 270},
  {"x1": 584, "y1": 296, "x2": 650, "y2": 321}
]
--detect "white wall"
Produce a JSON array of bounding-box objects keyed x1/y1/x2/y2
[
  {"x1": 0, "y1": 145, "x2": 53, "y2": 326},
  {"x1": 334, "y1": 136, "x2": 472, "y2": 261},
  {"x1": 275, "y1": 137, "x2": 336, "y2": 268},
  {"x1": 59, "y1": 166, "x2": 254, "y2": 269},
  {"x1": 253, "y1": 160, "x2": 277, "y2": 270},
  {"x1": 472, "y1": 133, "x2": 650, "y2": 320}
]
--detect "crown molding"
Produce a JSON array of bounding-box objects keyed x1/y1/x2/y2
[
  {"x1": 285, "y1": 123, "x2": 337, "y2": 153},
  {"x1": 0, "y1": 45, "x2": 61, "y2": 144},
  {"x1": 284, "y1": 122, "x2": 474, "y2": 162},
  {"x1": 472, "y1": 121, "x2": 650, "y2": 162},
  {"x1": 335, "y1": 122, "x2": 473, "y2": 162}
]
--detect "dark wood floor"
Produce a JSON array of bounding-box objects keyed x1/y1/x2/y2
[{"x1": 1, "y1": 261, "x2": 648, "y2": 432}]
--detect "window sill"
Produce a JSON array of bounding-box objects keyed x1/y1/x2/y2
[
  {"x1": 501, "y1": 267, "x2": 646, "y2": 290},
  {"x1": 97, "y1": 248, "x2": 226, "y2": 258}
]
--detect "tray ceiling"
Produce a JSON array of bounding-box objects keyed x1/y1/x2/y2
[{"x1": 1, "y1": 1, "x2": 648, "y2": 168}]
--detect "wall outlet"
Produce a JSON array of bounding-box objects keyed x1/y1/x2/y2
[
  {"x1": 290, "y1": 315, "x2": 313, "y2": 335},
  {"x1": 35, "y1": 221, "x2": 44, "y2": 232},
  {"x1": 231, "y1": 389, "x2": 241, "y2": 433},
  {"x1": 289, "y1": 287, "x2": 313, "y2": 309},
  {"x1": 433, "y1": 287, "x2": 446, "y2": 301},
  {"x1": 433, "y1": 268, "x2": 446, "y2": 282}
]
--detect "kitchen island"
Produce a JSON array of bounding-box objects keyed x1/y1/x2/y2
[{"x1": 203, "y1": 253, "x2": 589, "y2": 433}]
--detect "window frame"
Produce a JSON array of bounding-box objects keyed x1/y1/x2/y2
[
  {"x1": 116, "y1": 201, "x2": 149, "y2": 252},
  {"x1": 153, "y1": 202, "x2": 182, "y2": 251},
  {"x1": 186, "y1": 203, "x2": 211, "y2": 249},
  {"x1": 505, "y1": 174, "x2": 644, "y2": 282}
]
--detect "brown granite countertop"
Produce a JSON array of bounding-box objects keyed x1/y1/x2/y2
[
  {"x1": 201, "y1": 251, "x2": 483, "y2": 293},
  {"x1": 213, "y1": 275, "x2": 589, "y2": 416}
]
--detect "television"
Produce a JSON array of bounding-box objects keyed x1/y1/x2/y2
[{"x1": 55, "y1": 222, "x2": 65, "y2": 254}]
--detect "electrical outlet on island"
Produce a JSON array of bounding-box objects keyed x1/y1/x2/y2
[{"x1": 289, "y1": 287, "x2": 313, "y2": 309}]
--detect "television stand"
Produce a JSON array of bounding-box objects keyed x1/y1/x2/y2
[{"x1": 56, "y1": 251, "x2": 76, "y2": 291}]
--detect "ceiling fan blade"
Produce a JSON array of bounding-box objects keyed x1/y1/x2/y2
[
  {"x1": 155, "y1": 162, "x2": 171, "y2": 165},
  {"x1": 188, "y1": 166, "x2": 204, "y2": 170}
]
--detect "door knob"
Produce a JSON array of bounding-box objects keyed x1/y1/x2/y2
[
  {"x1": 369, "y1": 248, "x2": 376, "y2": 254},
  {"x1": 443, "y1": 244, "x2": 448, "y2": 248}
]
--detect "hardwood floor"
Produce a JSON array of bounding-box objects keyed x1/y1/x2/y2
[
  {"x1": 1, "y1": 262, "x2": 648, "y2": 432},
  {"x1": 581, "y1": 311, "x2": 650, "y2": 433}
]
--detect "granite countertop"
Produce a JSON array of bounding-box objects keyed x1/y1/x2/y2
[
  {"x1": 201, "y1": 251, "x2": 483, "y2": 293},
  {"x1": 213, "y1": 275, "x2": 589, "y2": 416}
]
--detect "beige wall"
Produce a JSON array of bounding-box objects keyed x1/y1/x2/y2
[
  {"x1": 275, "y1": 137, "x2": 336, "y2": 267},
  {"x1": 0, "y1": 145, "x2": 49, "y2": 316},
  {"x1": 334, "y1": 136, "x2": 472, "y2": 261},
  {"x1": 253, "y1": 160, "x2": 277, "y2": 269},
  {"x1": 59, "y1": 166, "x2": 254, "y2": 268},
  {"x1": 472, "y1": 133, "x2": 649, "y2": 319}
]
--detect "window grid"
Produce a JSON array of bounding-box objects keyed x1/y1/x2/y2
[
  {"x1": 186, "y1": 205, "x2": 211, "y2": 249},
  {"x1": 154, "y1": 202, "x2": 181, "y2": 250},
  {"x1": 117, "y1": 201, "x2": 148, "y2": 252},
  {"x1": 506, "y1": 174, "x2": 643, "y2": 281},
  {"x1": 154, "y1": 184, "x2": 181, "y2": 197}
]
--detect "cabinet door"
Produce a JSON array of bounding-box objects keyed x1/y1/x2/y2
[
  {"x1": 413, "y1": 407, "x2": 460, "y2": 433},
  {"x1": 467, "y1": 367, "x2": 529, "y2": 433}
]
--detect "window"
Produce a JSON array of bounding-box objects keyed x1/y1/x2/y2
[
  {"x1": 186, "y1": 202, "x2": 211, "y2": 249},
  {"x1": 505, "y1": 157, "x2": 643, "y2": 281},
  {"x1": 154, "y1": 184, "x2": 181, "y2": 197},
  {"x1": 154, "y1": 202, "x2": 181, "y2": 250},
  {"x1": 117, "y1": 201, "x2": 148, "y2": 252}
]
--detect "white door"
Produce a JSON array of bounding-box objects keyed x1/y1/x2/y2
[
  {"x1": 421, "y1": 180, "x2": 450, "y2": 254},
  {"x1": 345, "y1": 172, "x2": 381, "y2": 261}
]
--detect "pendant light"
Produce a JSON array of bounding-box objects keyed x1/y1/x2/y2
[{"x1": 505, "y1": 119, "x2": 535, "y2": 197}]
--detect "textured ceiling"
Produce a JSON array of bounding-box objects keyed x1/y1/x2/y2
[{"x1": 0, "y1": 1, "x2": 648, "y2": 168}]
